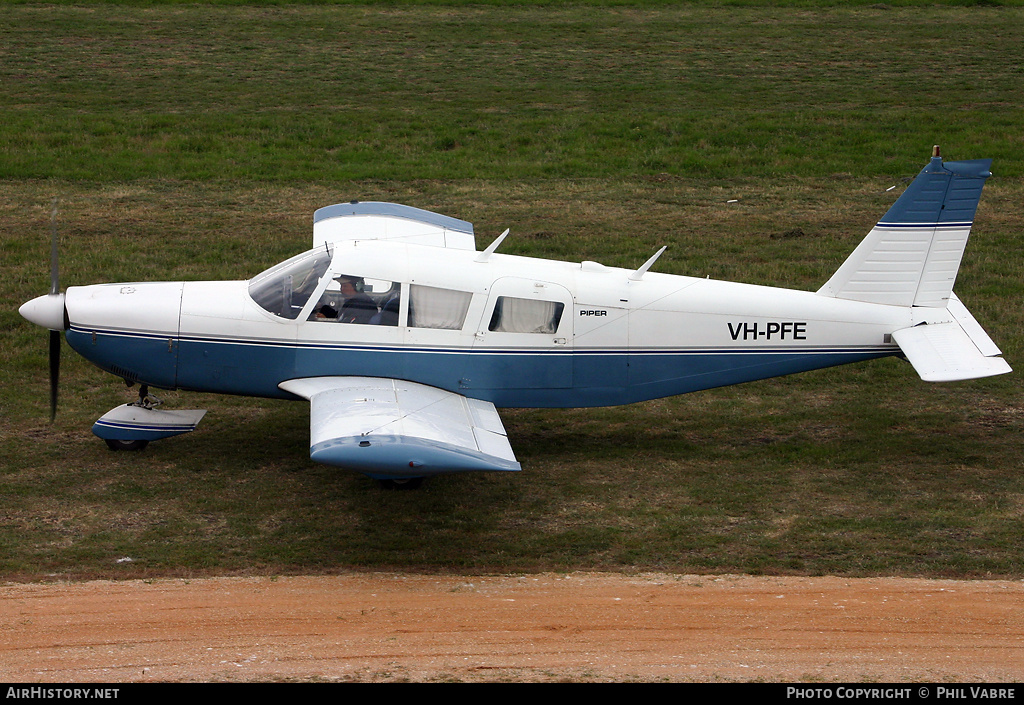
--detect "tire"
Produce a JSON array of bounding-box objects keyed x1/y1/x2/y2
[
  {"x1": 377, "y1": 477, "x2": 424, "y2": 490},
  {"x1": 104, "y1": 438, "x2": 149, "y2": 452}
]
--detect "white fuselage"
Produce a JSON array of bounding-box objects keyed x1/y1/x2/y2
[{"x1": 62, "y1": 238, "x2": 907, "y2": 408}]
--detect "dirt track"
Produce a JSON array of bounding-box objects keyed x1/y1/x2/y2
[{"x1": 2, "y1": 573, "x2": 1022, "y2": 683}]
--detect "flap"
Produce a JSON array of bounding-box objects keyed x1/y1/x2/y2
[
  {"x1": 892, "y1": 322, "x2": 1011, "y2": 382},
  {"x1": 279, "y1": 377, "x2": 520, "y2": 478}
]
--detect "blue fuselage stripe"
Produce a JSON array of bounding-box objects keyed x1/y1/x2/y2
[{"x1": 67, "y1": 327, "x2": 896, "y2": 408}]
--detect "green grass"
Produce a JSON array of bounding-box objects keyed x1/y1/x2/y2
[
  {"x1": 2, "y1": 2, "x2": 1022, "y2": 582},
  {"x1": 3, "y1": 4, "x2": 1024, "y2": 180}
]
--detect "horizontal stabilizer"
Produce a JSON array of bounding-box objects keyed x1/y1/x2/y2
[
  {"x1": 946, "y1": 292, "x2": 1002, "y2": 357},
  {"x1": 280, "y1": 376, "x2": 520, "y2": 478},
  {"x1": 892, "y1": 321, "x2": 1011, "y2": 382}
]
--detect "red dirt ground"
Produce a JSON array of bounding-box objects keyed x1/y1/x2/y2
[{"x1": 2, "y1": 572, "x2": 1022, "y2": 682}]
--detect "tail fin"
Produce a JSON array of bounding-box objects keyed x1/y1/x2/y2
[
  {"x1": 818, "y1": 148, "x2": 992, "y2": 307},
  {"x1": 819, "y1": 148, "x2": 1009, "y2": 382}
]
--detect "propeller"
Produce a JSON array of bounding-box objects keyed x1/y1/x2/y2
[
  {"x1": 18, "y1": 198, "x2": 67, "y2": 421},
  {"x1": 48, "y1": 198, "x2": 60, "y2": 421},
  {"x1": 49, "y1": 327, "x2": 60, "y2": 421}
]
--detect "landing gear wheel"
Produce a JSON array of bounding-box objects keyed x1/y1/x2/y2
[
  {"x1": 377, "y1": 477, "x2": 424, "y2": 490},
  {"x1": 104, "y1": 438, "x2": 149, "y2": 452}
]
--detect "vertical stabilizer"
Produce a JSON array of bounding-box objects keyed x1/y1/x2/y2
[{"x1": 818, "y1": 149, "x2": 992, "y2": 307}]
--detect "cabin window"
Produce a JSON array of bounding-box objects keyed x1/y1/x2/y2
[
  {"x1": 408, "y1": 285, "x2": 472, "y2": 330},
  {"x1": 488, "y1": 296, "x2": 564, "y2": 334},
  {"x1": 309, "y1": 275, "x2": 400, "y2": 326},
  {"x1": 248, "y1": 246, "x2": 333, "y2": 320}
]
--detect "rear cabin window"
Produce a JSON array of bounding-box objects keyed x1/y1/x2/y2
[
  {"x1": 408, "y1": 285, "x2": 472, "y2": 330},
  {"x1": 488, "y1": 296, "x2": 565, "y2": 334}
]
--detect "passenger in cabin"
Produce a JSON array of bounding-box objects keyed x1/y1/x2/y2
[
  {"x1": 372, "y1": 293, "x2": 400, "y2": 326},
  {"x1": 336, "y1": 276, "x2": 378, "y2": 325}
]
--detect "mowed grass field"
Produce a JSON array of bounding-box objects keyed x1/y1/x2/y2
[{"x1": 2, "y1": 1, "x2": 1023, "y2": 580}]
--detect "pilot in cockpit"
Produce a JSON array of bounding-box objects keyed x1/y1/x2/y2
[
  {"x1": 309, "y1": 275, "x2": 401, "y2": 325},
  {"x1": 336, "y1": 276, "x2": 378, "y2": 325}
]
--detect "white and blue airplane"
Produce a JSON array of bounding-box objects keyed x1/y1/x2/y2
[{"x1": 20, "y1": 148, "x2": 1011, "y2": 487}]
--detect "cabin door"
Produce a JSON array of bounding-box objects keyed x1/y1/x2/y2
[{"x1": 470, "y1": 277, "x2": 573, "y2": 390}]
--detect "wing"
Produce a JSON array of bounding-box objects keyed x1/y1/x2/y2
[
  {"x1": 311, "y1": 202, "x2": 476, "y2": 251},
  {"x1": 278, "y1": 377, "x2": 521, "y2": 478}
]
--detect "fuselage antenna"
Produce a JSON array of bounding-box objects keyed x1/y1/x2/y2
[
  {"x1": 629, "y1": 246, "x2": 667, "y2": 281},
  {"x1": 475, "y1": 228, "x2": 510, "y2": 263}
]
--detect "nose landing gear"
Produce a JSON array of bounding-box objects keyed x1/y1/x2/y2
[
  {"x1": 103, "y1": 386, "x2": 158, "y2": 451},
  {"x1": 93, "y1": 384, "x2": 207, "y2": 452}
]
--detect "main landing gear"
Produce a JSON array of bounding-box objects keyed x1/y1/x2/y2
[
  {"x1": 377, "y1": 477, "x2": 425, "y2": 490},
  {"x1": 104, "y1": 437, "x2": 149, "y2": 452}
]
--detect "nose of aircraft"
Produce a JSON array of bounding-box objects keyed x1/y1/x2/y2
[
  {"x1": 57, "y1": 282, "x2": 184, "y2": 391},
  {"x1": 19, "y1": 293, "x2": 67, "y2": 331}
]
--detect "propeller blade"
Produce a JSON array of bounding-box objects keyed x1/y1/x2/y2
[
  {"x1": 15, "y1": 198, "x2": 67, "y2": 421},
  {"x1": 49, "y1": 198, "x2": 61, "y2": 421},
  {"x1": 49, "y1": 329, "x2": 60, "y2": 422},
  {"x1": 50, "y1": 198, "x2": 59, "y2": 295}
]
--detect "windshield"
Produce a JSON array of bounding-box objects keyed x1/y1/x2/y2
[{"x1": 248, "y1": 245, "x2": 334, "y2": 319}]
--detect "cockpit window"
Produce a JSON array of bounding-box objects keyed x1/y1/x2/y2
[
  {"x1": 310, "y1": 275, "x2": 401, "y2": 326},
  {"x1": 248, "y1": 245, "x2": 333, "y2": 319}
]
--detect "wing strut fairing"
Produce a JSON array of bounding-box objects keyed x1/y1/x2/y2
[{"x1": 279, "y1": 377, "x2": 520, "y2": 479}]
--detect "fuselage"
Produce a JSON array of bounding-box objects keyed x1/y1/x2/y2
[{"x1": 63, "y1": 239, "x2": 907, "y2": 408}]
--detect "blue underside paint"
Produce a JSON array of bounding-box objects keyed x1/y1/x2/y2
[
  {"x1": 67, "y1": 328, "x2": 178, "y2": 389},
  {"x1": 69, "y1": 327, "x2": 896, "y2": 408},
  {"x1": 92, "y1": 419, "x2": 197, "y2": 442},
  {"x1": 68, "y1": 326, "x2": 896, "y2": 477},
  {"x1": 311, "y1": 435, "x2": 522, "y2": 478}
]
